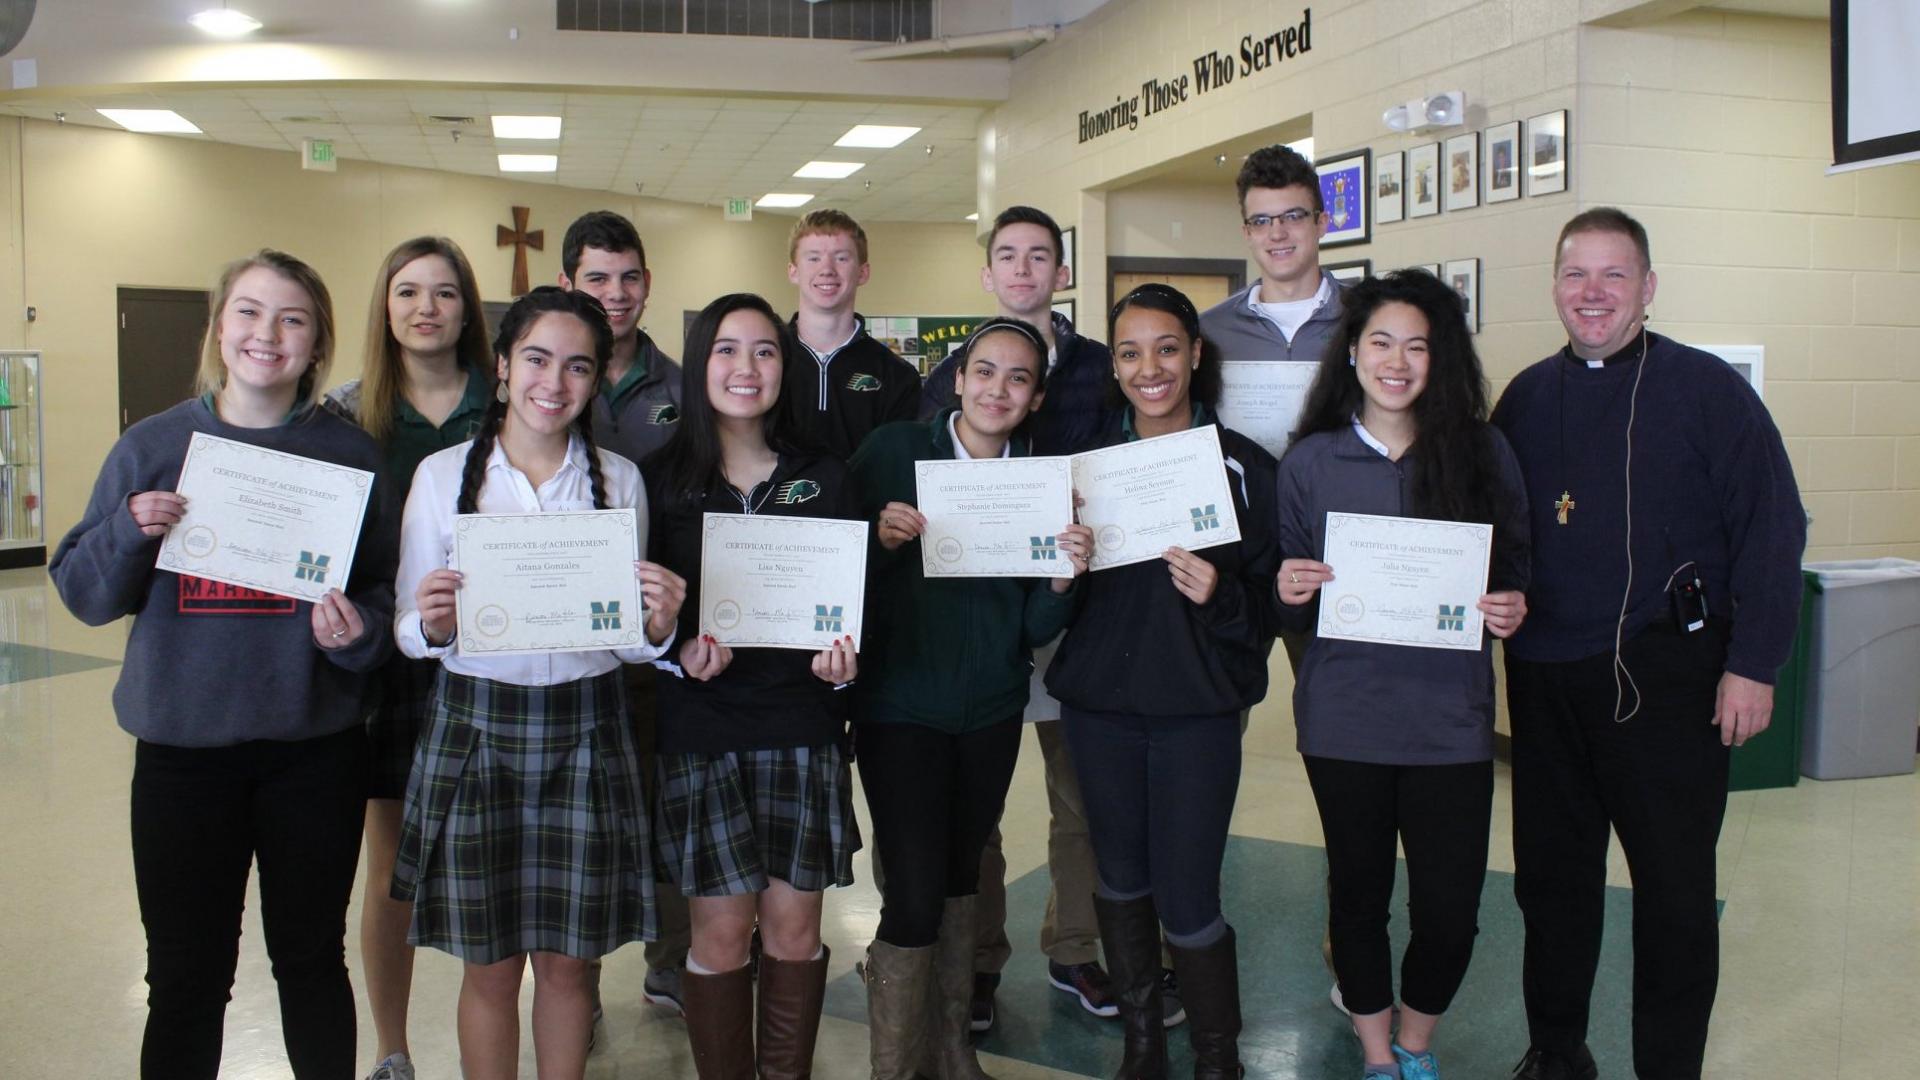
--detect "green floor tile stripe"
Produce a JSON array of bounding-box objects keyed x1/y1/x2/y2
[
  {"x1": 825, "y1": 834, "x2": 1708, "y2": 1078},
  {"x1": 0, "y1": 641, "x2": 121, "y2": 685}
]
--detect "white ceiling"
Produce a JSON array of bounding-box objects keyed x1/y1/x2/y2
[{"x1": 0, "y1": 87, "x2": 986, "y2": 222}]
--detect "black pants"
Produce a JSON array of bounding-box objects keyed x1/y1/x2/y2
[
  {"x1": 131, "y1": 727, "x2": 367, "y2": 1080},
  {"x1": 857, "y1": 719, "x2": 1022, "y2": 948},
  {"x1": 1302, "y1": 756, "x2": 1492, "y2": 1017},
  {"x1": 1508, "y1": 622, "x2": 1731, "y2": 1080},
  {"x1": 1063, "y1": 706, "x2": 1242, "y2": 942}
]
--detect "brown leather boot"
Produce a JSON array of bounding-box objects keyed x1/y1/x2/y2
[
  {"x1": 865, "y1": 939, "x2": 934, "y2": 1080},
  {"x1": 1094, "y1": 893, "x2": 1170, "y2": 1080},
  {"x1": 926, "y1": 896, "x2": 996, "y2": 1080},
  {"x1": 757, "y1": 946, "x2": 830, "y2": 1080},
  {"x1": 682, "y1": 962, "x2": 755, "y2": 1080},
  {"x1": 1168, "y1": 927, "x2": 1244, "y2": 1080}
]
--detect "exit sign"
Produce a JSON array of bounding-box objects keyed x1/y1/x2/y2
[
  {"x1": 723, "y1": 197, "x2": 753, "y2": 222},
  {"x1": 302, "y1": 139, "x2": 337, "y2": 173}
]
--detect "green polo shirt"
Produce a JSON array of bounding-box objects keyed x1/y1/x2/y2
[{"x1": 383, "y1": 367, "x2": 491, "y2": 496}]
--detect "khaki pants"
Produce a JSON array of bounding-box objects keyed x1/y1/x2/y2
[{"x1": 974, "y1": 720, "x2": 1101, "y2": 971}]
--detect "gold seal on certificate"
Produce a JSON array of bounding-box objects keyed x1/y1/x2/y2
[
  {"x1": 157, "y1": 432, "x2": 375, "y2": 602},
  {"x1": 1214, "y1": 361, "x2": 1317, "y2": 458},
  {"x1": 699, "y1": 512, "x2": 869, "y2": 651},
  {"x1": 1317, "y1": 511, "x2": 1493, "y2": 651},
  {"x1": 1071, "y1": 425, "x2": 1241, "y2": 570},
  {"x1": 915, "y1": 457, "x2": 1074, "y2": 579},
  {"x1": 452, "y1": 509, "x2": 645, "y2": 656}
]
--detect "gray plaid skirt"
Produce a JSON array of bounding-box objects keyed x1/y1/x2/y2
[
  {"x1": 392, "y1": 669, "x2": 656, "y2": 963},
  {"x1": 653, "y1": 744, "x2": 860, "y2": 897}
]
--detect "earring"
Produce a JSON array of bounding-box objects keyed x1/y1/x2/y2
[
  {"x1": 495, "y1": 382, "x2": 509, "y2": 404},
  {"x1": 1348, "y1": 352, "x2": 1356, "y2": 367}
]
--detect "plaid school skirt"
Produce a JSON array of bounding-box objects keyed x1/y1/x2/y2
[
  {"x1": 653, "y1": 744, "x2": 860, "y2": 897},
  {"x1": 392, "y1": 669, "x2": 656, "y2": 963},
  {"x1": 365, "y1": 654, "x2": 438, "y2": 800}
]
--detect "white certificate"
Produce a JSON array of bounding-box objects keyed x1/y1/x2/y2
[
  {"x1": 916, "y1": 457, "x2": 1074, "y2": 579},
  {"x1": 452, "y1": 509, "x2": 645, "y2": 656},
  {"x1": 1215, "y1": 361, "x2": 1317, "y2": 458},
  {"x1": 158, "y1": 432, "x2": 374, "y2": 602},
  {"x1": 700, "y1": 513, "x2": 869, "y2": 651},
  {"x1": 1317, "y1": 511, "x2": 1493, "y2": 651},
  {"x1": 1071, "y1": 425, "x2": 1241, "y2": 571}
]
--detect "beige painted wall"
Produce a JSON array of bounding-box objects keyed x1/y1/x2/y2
[
  {"x1": 5, "y1": 119, "x2": 991, "y2": 544},
  {"x1": 1578, "y1": 11, "x2": 1920, "y2": 561}
]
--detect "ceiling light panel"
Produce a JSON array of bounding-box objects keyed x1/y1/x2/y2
[
  {"x1": 491, "y1": 115, "x2": 563, "y2": 140},
  {"x1": 756, "y1": 193, "x2": 814, "y2": 208},
  {"x1": 792, "y1": 161, "x2": 864, "y2": 179},
  {"x1": 97, "y1": 109, "x2": 203, "y2": 134},
  {"x1": 189, "y1": 8, "x2": 262, "y2": 36},
  {"x1": 835, "y1": 124, "x2": 921, "y2": 148}
]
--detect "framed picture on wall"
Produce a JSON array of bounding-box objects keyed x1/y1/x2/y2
[
  {"x1": 1407, "y1": 142, "x2": 1441, "y2": 218},
  {"x1": 1444, "y1": 132, "x2": 1480, "y2": 212},
  {"x1": 1411, "y1": 263, "x2": 1443, "y2": 277},
  {"x1": 1326, "y1": 259, "x2": 1371, "y2": 284},
  {"x1": 1059, "y1": 227, "x2": 1077, "y2": 288},
  {"x1": 1052, "y1": 298, "x2": 1076, "y2": 326},
  {"x1": 1315, "y1": 148, "x2": 1372, "y2": 248},
  {"x1": 1699, "y1": 344, "x2": 1766, "y2": 400},
  {"x1": 1484, "y1": 121, "x2": 1521, "y2": 203},
  {"x1": 1375, "y1": 151, "x2": 1405, "y2": 225},
  {"x1": 1525, "y1": 109, "x2": 1569, "y2": 197},
  {"x1": 1444, "y1": 257, "x2": 1481, "y2": 334}
]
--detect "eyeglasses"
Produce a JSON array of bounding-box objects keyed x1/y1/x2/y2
[{"x1": 1243, "y1": 209, "x2": 1318, "y2": 229}]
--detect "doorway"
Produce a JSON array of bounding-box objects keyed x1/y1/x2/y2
[
  {"x1": 1107, "y1": 257, "x2": 1244, "y2": 312},
  {"x1": 117, "y1": 288, "x2": 210, "y2": 433}
]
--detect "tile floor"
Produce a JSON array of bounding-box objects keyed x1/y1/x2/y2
[{"x1": 1, "y1": 566, "x2": 1915, "y2": 1078}]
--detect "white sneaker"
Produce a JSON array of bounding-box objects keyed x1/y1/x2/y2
[
  {"x1": 366, "y1": 1052, "x2": 415, "y2": 1080},
  {"x1": 1330, "y1": 981, "x2": 1351, "y2": 1017}
]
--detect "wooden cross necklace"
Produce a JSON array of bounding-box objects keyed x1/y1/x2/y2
[{"x1": 1556, "y1": 328, "x2": 1648, "y2": 525}]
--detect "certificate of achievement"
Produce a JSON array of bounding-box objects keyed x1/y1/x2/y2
[
  {"x1": 452, "y1": 509, "x2": 645, "y2": 656},
  {"x1": 158, "y1": 432, "x2": 374, "y2": 603},
  {"x1": 1071, "y1": 425, "x2": 1241, "y2": 571},
  {"x1": 915, "y1": 457, "x2": 1074, "y2": 579},
  {"x1": 699, "y1": 513, "x2": 869, "y2": 651},
  {"x1": 1215, "y1": 361, "x2": 1317, "y2": 458},
  {"x1": 1317, "y1": 511, "x2": 1493, "y2": 651}
]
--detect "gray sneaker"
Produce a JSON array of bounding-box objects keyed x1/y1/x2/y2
[
  {"x1": 644, "y1": 964, "x2": 686, "y2": 1016},
  {"x1": 365, "y1": 1052, "x2": 415, "y2": 1080},
  {"x1": 1158, "y1": 968, "x2": 1187, "y2": 1028}
]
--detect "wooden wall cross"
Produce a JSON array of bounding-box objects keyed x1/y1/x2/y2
[{"x1": 497, "y1": 206, "x2": 543, "y2": 297}]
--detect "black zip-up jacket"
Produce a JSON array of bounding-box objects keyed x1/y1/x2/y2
[
  {"x1": 917, "y1": 311, "x2": 1114, "y2": 456},
  {"x1": 643, "y1": 451, "x2": 861, "y2": 754},
  {"x1": 1045, "y1": 413, "x2": 1282, "y2": 717},
  {"x1": 786, "y1": 314, "x2": 921, "y2": 460}
]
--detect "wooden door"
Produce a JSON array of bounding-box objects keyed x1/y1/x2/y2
[{"x1": 117, "y1": 288, "x2": 210, "y2": 432}]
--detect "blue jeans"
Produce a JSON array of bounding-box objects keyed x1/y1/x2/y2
[{"x1": 1061, "y1": 706, "x2": 1241, "y2": 942}]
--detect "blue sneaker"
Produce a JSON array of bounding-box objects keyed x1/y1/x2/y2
[{"x1": 1393, "y1": 1043, "x2": 1440, "y2": 1080}]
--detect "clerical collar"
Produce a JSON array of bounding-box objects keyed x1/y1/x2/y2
[{"x1": 1562, "y1": 333, "x2": 1646, "y2": 371}]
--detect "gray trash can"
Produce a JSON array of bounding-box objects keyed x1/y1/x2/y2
[{"x1": 1800, "y1": 558, "x2": 1920, "y2": 780}]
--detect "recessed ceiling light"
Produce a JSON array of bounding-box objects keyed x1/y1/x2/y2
[
  {"x1": 835, "y1": 125, "x2": 920, "y2": 149},
  {"x1": 492, "y1": 115, "x2": 562, "y2": 140},
  {"x1": 756, "y1": 193, "x2": 815, "y2": 208},
  {"x1": 964, "y1": 213, "x2": 978, "y2": 221},
  {"x1": 498, "y1": 153, "x2": 558, "y2": 172},
  {"x1": 97, "y1": 109, "x2": 203, "y2": 134},
  {"x1": 794, "y1": 160, "x2": 864, "y2": 180},
  {"x1": 189, "y1": 7, "x2": 262, "y2": 36}
]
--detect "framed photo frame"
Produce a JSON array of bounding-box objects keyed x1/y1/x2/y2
[
  {"x1": 1412, "y1": 263, "x2": 1442, "y2": 277},
  {"x1": 1407, "y1": 142, "x2": 1441, "y2": 218},
  {"x1": 1484, "y1": 121, "x2": 1521, "y2": 203},
  {"x1": 1315, "y1": 148, "x2": 1372, "y2": 248},
  {"x1": 1524, "y1": 109, "x2": 1569, "y2": 197},
  {"x1": 1374, "y1": 150, "x2": 1405, "y2": 225},
  {"x1": 1052, "y1": 298, "x2": 1076, "y2": 326},
  {"x1": 1059, "y1": 227, "x2": 1077, "y2": 288},
  {"x1": 1444, "y1": 131, "x2": 1480, "y2": 212},
  {"x1": 1325, "y1": 259, "x2": 1372, "y2": 285},
  {"x1": 1444, "y1": 257, "x2": 1481, "y2": 334}
]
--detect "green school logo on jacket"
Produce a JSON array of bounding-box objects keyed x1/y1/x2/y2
[
  {"x1": 814, "y1": 604, "x2": 844, "y2": 633},
  {"x1": 294, "y1": 551, "x2": 331, "y2": 584},
  {"x1": 773, "y1": 479, "x2": 821, "y2": 505},
  {"x1": 1029, "y1": 536, "x2": 1058, "y2": 560},
  {"x1": 845, "y1": 373, "x2": 882, "y2": 392},
  {"x1": 1436, "y1": 604, "x2": 1466, "y2": 632},
  {"x1": 1189, "y1": 504, "x2": 1221, "y2": 531},
  {"x1": 648, "y1": 404, "x2": 679, "y2": 425},
  {"x1": 591, "y1": 600, "x2": 622, "y2": 630}
]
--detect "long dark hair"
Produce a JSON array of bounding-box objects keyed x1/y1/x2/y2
[
  {"x1": 649, "y1": 293, "x2": 809, "y2": 501},
  {"x1": 357, "y1": 236, "x2": 491, "y2": 442},
  {"x1": 454, "y1": 287, "x2": 614, "y2": 514},
  {"x1": 1291, "y1": 270, "x2": 1500, "y2": 523},
  {"x1": 1105, "y1": 283, "x2": 1221, "y2": 409}
]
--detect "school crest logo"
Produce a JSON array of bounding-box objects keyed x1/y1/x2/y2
[
  {"x1": 590, "y1": 600, "x2": 622, "y2": 631},
  {"x1": 294, "y1": 550, "x2": 331, "y2": 584},
  {"x1": 773, "y1": 479, "x2": 822, "y2": 505},
  {"x1": 814, "y1": 604, "x2": 844, "y2": 633},
  {"x1": 1436, "y1": 604, "x2": 1466, "y2": 632},
  {"x1": 1189, "y1": 504, "x2": 1221, "y2": 532},
  {"x1": 1029, "y1": 536, "x2": 1058, "y2": 560},
  {"x1": 648, "y1": 404, "x2": 679, "y2": 425},
  {"x1": 845, "y1": 373, "x2": 883, "y2": 392}
]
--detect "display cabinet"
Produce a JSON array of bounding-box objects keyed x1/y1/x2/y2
[{"x1": 0, "y1": 351, "x2": 45, "y2": 568}]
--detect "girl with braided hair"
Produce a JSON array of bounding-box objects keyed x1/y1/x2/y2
[{"x1": 390, "y1": 286, "x2": 686, "y2": 1080}]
